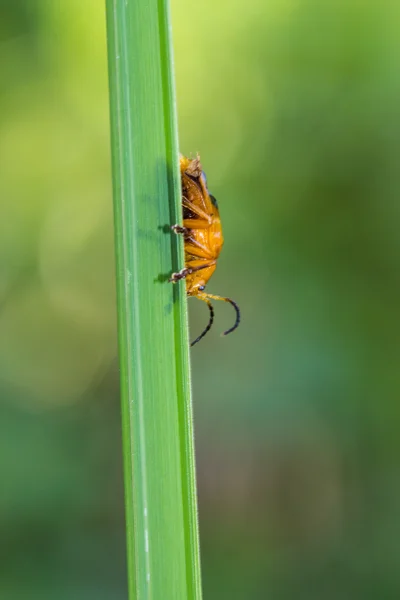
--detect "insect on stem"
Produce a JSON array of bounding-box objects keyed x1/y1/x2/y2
[{"x1": 170, "y1": 154, "x2": 241, "y2": 346}]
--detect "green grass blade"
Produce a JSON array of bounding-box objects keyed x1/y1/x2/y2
[{"x1": 105, "y1": 1, "x2": 202, "y2": 598}]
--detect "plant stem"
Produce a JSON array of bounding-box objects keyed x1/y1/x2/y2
[{"x1": 105, "y1": 1, "x2": 202, "y2": 598}]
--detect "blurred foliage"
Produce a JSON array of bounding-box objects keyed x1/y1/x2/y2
[{"x1": 1, "y1": 0, "x2": 400, "y2": 598}]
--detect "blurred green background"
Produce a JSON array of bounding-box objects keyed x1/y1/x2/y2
[{"x1": 2, "y1": 1, "x2": 400, "y2": 598}]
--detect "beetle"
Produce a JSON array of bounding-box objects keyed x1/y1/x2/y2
[{"x1": 169, "y1": 154, "x2": 240, "y2": 346}]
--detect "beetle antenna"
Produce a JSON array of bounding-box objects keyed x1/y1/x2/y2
[
  {"x1": 191, "y1": 297, "x2": 214, "y2": 347},
  {"x1": 201, "y1": 293, "x2": 240, "y2": 337}
]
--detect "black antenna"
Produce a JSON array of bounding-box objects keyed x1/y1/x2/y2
[
  {"x1": 221, "y1": 297, "x2": 241, "y2": 336},
  {"x1": 191, "y1": 299, "x2": 214, "y2": 347}
]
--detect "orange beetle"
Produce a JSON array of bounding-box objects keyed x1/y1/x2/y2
[{"x1": 169, "y1": 154, "x2": 240, "y2": 346}]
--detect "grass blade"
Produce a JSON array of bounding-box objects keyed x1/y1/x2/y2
[{"x1": 105, "y1": 1, "x2": 202, "y2": 598}]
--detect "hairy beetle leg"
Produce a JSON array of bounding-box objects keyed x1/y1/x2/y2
[
  {"x1": 169, "y1": 267, "x2": 192, "y2": 283},
  {"x1": 171, "y1": 224, "x2": 189, "y2": 235},
  {"x1": 169, "y1": 261, "x2": 213, "y2": 283}
]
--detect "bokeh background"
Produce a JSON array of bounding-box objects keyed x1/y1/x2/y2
[{"x1": 2, "y1": 1, "x2": 400, "y2": 598}]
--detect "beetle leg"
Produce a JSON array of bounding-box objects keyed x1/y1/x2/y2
[
  {"x1": 169, "y1": 265, "x2": 205, "y2": 283},
  {"x1": 169, "y1": 260, "x2": 215, "y2": 283},
  {"x1": 182, "y1": 197, "x2": 213, "y2": 225},
  {"x1": 169, "y1": 268, "x2": 191, "y2": 282},
  {"x1": 171, "y1": 218, "x2": 211, "y2": 233},
  {"x1": 182, "y1": 218, "x2": 212, "y2": 230},
  {"x1": 171, "y1": 224, "x2": 189, "y2": 235},
  {"x1": 170, "y1": 225, "x2": 214, "y2": 258},
  {"x1": 184, "y1": 240, "x2": 216, "y2": 259}
]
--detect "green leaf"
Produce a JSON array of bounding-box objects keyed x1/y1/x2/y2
[{"x1": 105, "y1": 1, "x2": 202, "y2": 598}]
